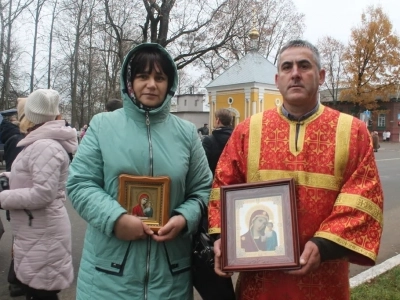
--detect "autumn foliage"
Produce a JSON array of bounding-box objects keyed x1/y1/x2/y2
[{"x1": 340, "y1": 6, "x2": 400, "y2": 110}]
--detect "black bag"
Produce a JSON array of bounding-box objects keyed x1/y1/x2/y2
[
  {"x1": 0, "y1": 216, "x2": 4, "y2": 240},
  {"x1": 192, "y1": 199, "x2": 235, "y2": 300},
  {"x1": 8, "y1": 259, "x2": 20, "y2": 285}
]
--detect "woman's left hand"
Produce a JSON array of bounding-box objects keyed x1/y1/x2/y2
[{"x1": 152, "y1": 215, "x2": 187, "y2": 242}]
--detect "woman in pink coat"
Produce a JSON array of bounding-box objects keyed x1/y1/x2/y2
[{"x1": 0, "y1": 89, "x2": 77, "y2": 300}]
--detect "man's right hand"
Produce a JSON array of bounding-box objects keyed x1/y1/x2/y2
[
  {"x1": 214, "y1": 238, "x2": 234, "y2": 277},
  {"x1": 113, "y1": 214, "x2": 154, "y2": 240}
]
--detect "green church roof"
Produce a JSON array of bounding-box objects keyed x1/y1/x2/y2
[{"x1": 206, "y1": 52, "x2": 277, "y2": 88}]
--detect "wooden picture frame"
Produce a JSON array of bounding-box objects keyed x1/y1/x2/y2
[
  {"x1": 220, "y1": 178, "x2": 300, "y2": 272},
  {"x1": 118, "y1": 174, "x2": 170, "y2": 233}
]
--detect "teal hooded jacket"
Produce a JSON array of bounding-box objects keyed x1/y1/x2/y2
[{"x1": 66, "y1": 43, "x2": 212, "y2": 300}]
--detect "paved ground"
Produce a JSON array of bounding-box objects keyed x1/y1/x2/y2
[{"x1": 0, "y1": 142, "x2": 399, "y2": 299}]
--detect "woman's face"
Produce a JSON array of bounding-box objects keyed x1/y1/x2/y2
[
  {"x1": 141, "y1": 197, "x2": 148, "y2": 205},
  {"x1": 253, "y1": 217, "x2": 268, "y2": 233},
  {"x1": 132, "y1": 64, "x2": 168, "y2": 108}
]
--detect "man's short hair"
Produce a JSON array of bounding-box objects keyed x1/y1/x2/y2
[
  {"x1": 277, "y1": 39, "x2": 321, "y2": 70},
  {"x1": 105, "y1": 99, "x2": 123, "y2": 112},
  {"x1": 215, "y1": 108, "x2": 233, "y2": 126}
]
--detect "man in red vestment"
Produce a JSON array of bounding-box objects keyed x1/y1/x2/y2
[{"x1": 208, "y1": 40, "x2": 384, "y2": 300}]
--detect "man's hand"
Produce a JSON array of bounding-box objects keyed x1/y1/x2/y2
[
  {"x1": 287, "y1": 241, "x2": 321, "y2": 276},
  {"x1": 113, "y1": 214, "x2": 154, "y2": 241},
  {"x1": 214, "y1": 238, "x2": 233, "y2": 278},
  {"x1": 152, "y1": 215, "x2": 187, "y2": 242}
]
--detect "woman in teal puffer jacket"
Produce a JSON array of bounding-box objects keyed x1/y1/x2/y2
[{"x1": 66, "y1": 43, "x2": 212, "y2": 300}]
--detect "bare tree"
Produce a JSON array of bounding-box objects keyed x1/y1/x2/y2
[
  {"x1": 317, "y1": 36, "x2": 345, "y2": 103},
  {"x1": 0, "y1": 0, "x2": 34, "y2": 108},
  {"x1": 29, "y1": 0, "x2": 46, "y2": 92}
]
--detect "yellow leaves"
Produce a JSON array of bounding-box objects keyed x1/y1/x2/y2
[{"x1": 342, "y1": 5, "x2": 400, "y2": 107}]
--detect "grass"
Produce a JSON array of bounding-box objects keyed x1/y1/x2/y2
[{"x1": 351, "y1": 265, "x2": 400, "y2": 300}]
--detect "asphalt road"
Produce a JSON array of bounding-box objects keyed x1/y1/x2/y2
[{"x1": 0, "y1": 142, "x2": 399, "y2": 300}]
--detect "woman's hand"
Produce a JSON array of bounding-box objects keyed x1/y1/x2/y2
[
  {"x1": 113, "y1": 214, "x2": 154, "y2": 241},
  {"x1": 152, "y1": 215, "x2": 187, "y2": 242}
]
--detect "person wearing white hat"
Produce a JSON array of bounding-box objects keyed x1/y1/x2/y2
[{"x1": 0, "y1": 89, "x2": 77, "y2": 300}]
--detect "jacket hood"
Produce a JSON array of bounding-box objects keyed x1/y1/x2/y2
[
  {"x1": 0, "y1": 119, "x2": 20, "y2": 143},
  {"x1": 120, "y1": 43, "x2": 178, "y2": 122},
  {"x1": 17, "y1": 120, "x2": 78, "y2": 154}
]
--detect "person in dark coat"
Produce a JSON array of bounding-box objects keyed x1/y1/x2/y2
[
  {"x1": 0, "y1": 119, "x2": 25, "y2": 171},
  {"x1": 105, "y1": 99, "x2": 123, "y2": 112},
  {"x1": 202, "y1": 109, "x2": 233, "y2": 175},
  {"x1": 197, "y1": 123, "x2": 209, "y2": 136},
  {"x1": 372, "y1": 131, "x2": 380, "y2": 152}
]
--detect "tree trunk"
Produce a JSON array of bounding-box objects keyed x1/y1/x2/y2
[
  {"x1": 87, "y1": 17, "x2": 93, "y2": 120},
  {"x1": 31, "y1": 0, "x2": 45, "y2": 92},
  {"x1": 71, "y1": 0, "x2": 83, "y2": 128},
  {"x1": 3, "y1": 0, "x2": 13, "y2": 109},
  {"x1": 48, "y1": 0, "x2": 57, "y2": 88}
]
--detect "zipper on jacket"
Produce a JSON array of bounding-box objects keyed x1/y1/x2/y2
[
  {"x1": 144, "y1": 236, "x2": 152, "y2": 300},
  {"x1": 145, "y1": 112, "x2": 154, "y2": 176},
  {"x1": 144, "y1": 111, "x2": 153, "y2": 300}
]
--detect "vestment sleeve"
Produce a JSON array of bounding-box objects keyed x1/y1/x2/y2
[
  {"x1": 315, "y1": 119, "x2": 383, "y2": 265},
  {"x1": 208, "y1": 119, "x2": 250, "y2": 234}
]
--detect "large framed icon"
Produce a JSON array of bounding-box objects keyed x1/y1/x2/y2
[
  {"x1": 118, "y1": 174, "x2": 170, "y2": 233},
  {"x1": 220, "y1": 178, "x2": 300, "y2": 272}
]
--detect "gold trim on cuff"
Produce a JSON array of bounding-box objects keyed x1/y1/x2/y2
[{"x1": 315, "y1": 231, "x2": 377, "y2": 262}]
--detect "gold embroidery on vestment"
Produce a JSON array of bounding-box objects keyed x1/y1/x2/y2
[
  {"x1": 258, "y1": 170, "x2": 341, "y2": 191},
  {"x1": 335, "y1": 113, "x2": 352, "y2": 178},
  {"x1": 315, "y1": 231, "x2": 377, "y2": 262},
  {"x1": 209, "y1": 187, "x2": 220, "y2": 201},
  {"x1": 335, "y1": 194, "x2": 383, "y2": 224},
  {"x1": 208, "y1": 228, "x2": 221, "y2": 234},
  {"x1": 248, "y1": 112, "x2": 263, "y2": 182}
]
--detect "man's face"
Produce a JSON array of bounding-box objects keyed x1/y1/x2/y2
[
  {"x1": 253, "y1": 217, "x2": 267, "y2": 233},
  {"x1": 275, "y1": 47, "x2": 325, "y2": 109}
]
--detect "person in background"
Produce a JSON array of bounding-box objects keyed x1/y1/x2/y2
[
  {"x1": 202, "y1": 108, "x2": 233, "y2": 175},
  {"x1": 105, "y1": 98, "x2": 123, "y2": 112},
  {"x1": 386, "y1": 130, "x2": 391, "y2": 142},
  {"x1": 80, "y1": 124, "x2": 88, "y2": 140},
  {"x1": 382, "y1": 130, "x2": 387, "y2": 142},
  {"x1": 0, "y1": 98, "x2": 27, "y2": 171},
  {"x1": 372, "y1": 131, "x2": 380, "y2": 152},
  {"x1": 0, "y1": 89, "x2": 77, "y2": 300},
  {"x1": 197, "y1": 123, "x2": 209, "y2": 137},
  {"x1": 66, "y1": 43, "x2": 211, "y2": 300},
  {"x1": 209, "y1": 39, "x2": 383, "y2": 300}
]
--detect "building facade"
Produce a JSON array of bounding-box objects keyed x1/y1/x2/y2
[
  {"x1": 170, "y1": 93, "x2": 209, "y2": 129},
  {"x1": 205, "y1": 51, "x2": 282, "y2": 129},
  {"x1": 321, "y1": 90, "x2": 400, "y2": 142}
]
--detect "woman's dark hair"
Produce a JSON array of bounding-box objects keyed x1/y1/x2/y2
[{"x1": 129, "y1": 48, "x2": 175, "y2": 93}]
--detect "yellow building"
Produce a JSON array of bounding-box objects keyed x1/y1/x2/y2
[{"x1": 205, "y1": 31, "x2": 282, "y2": 128}]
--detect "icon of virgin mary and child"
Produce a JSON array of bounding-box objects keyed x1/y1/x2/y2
[
  {"x1": 240, "y1": 209, "x2": 278, "y2": 252},
  {"x1": 131, "y1": 193, "x2": 153, "y2": 218}
]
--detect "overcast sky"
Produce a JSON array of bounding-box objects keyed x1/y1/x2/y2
[{"x1": 292, "y1": 0, "x2": 400, "y2": 44}]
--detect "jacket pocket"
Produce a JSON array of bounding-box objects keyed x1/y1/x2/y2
[
  {"x1": 163, "y1": 235, "x2": 192, "y2": 275},
  {"x1": 95, "y1": 241, "x2": 131, "y2": 276}
]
